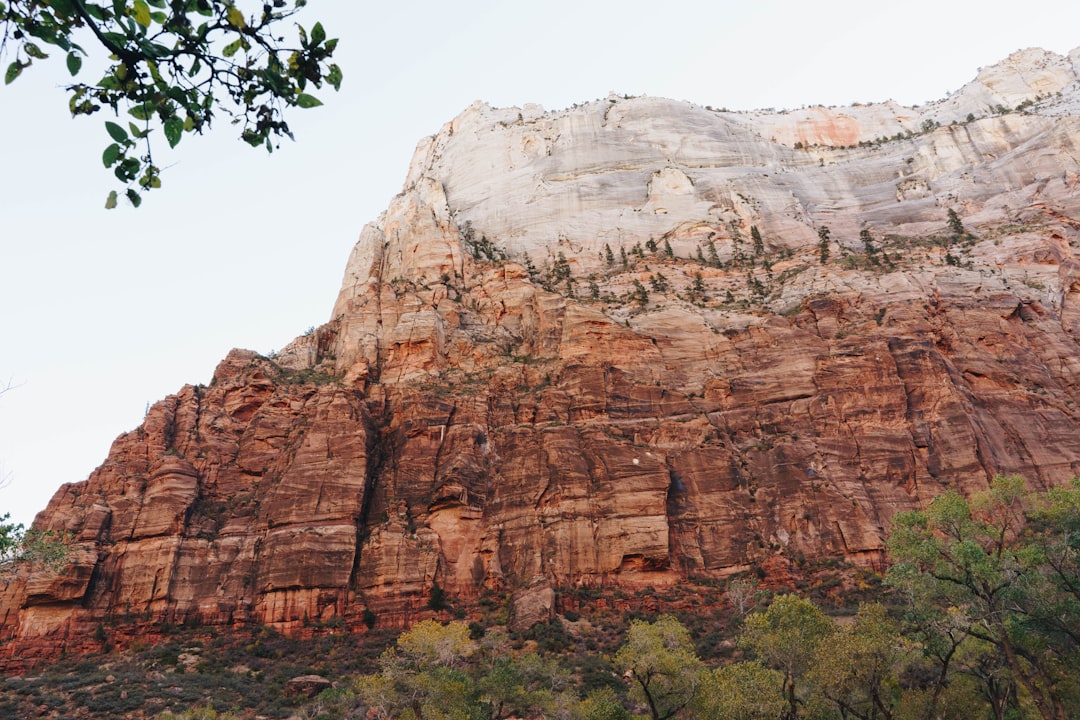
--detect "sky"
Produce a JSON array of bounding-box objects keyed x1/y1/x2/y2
[{"x1": 2, "y1": 0, "x2": 1080, "y2": 527}]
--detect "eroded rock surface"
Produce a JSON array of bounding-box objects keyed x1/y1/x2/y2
[{"x1": 5, "y1": 47, "x2": 1080, "y2": 665}]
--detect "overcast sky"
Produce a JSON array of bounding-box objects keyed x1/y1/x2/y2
[{"x1": 3, "y1": 0, "x2": 1080, "y2": 527}]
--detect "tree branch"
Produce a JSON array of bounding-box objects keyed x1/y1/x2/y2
[{"x1": 69, "y1": 0, "x2": 144, "y2": 67}]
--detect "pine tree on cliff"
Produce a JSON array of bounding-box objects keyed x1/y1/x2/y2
[{"x1": 817, "y1": 226, "x2": 831, "y2": 264}]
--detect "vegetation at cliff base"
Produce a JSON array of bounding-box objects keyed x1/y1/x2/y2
[
  {"x1": 3, "y1": 475, "x2": 1078, "y2": 719},
  {"x1": 279, "y1": 476, "x2": 1080, "y2": 720}
]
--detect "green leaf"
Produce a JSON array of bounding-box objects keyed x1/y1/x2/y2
[
  {"x1": 49, "y1": 0, "x2": 77, "y2": 15},
  {"x1": 105, "y1": 121, "x2": 129, "y2": 143},
  {"x1": 310, "y1": 22, "x2": 325, "y2": 46},
  {"x1": 295, "y1": 93, "x2": 322, "y2": 109},
  {"x1": 24, "y1": 43, "x2": 48, "y2": 60},
  {"x1": 66, "y1": 51, "x2": 82, "y2": 76},
  {"x1": 326, "y1": 64, "x2": 342, "y2": 91},
  {"x1": 226, "y1": 5, "x2": 245, "y2": 28},
  {"x1": 83, "y1": 3, "x2": 108, "y2": 21},
  {"x1": 222, "y1": 38, "x2": 243, "y2": 57},
  {"x1": 147, "y1": 60, "x2": 164, "y2": 85},
  {"x1": 5, "y1": 61, "x2": 24, "y2": 85},
  {"x1": 260, "y1": 67, "x2": 287, "y2": 95},
  {"x1": 138, "y1": 40, "x2": 171, "y2": 58},
  {"x1": 103, "y1": 31, "x2": 128, "y2": 47},
  {"x1": 164, "y1": 117, "x2": 183, "y2": 148},
  {"x1": 133, "y1": 0, "x2": 151, "y2": 27},
  {"x1": 128, "y1": 103, "x2": 153, "y2": 121},
  {"x1": 126, "y1": 188, "x2": 142, "y2": 207},
  {"x1": 128, "y1": 122, "x2": 148, "y2": 138},
  {"x1": 105, "y1": 190, "x2": 118, "y2": 209},
  {"x1": 102, "y1": 143, "x2": 121, "y2": 167},
  {"x1": 115, "y1": 157, "x2": 140, "y2": 181}
]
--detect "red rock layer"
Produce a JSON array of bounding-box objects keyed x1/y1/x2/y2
[{"x1": 5, "y1": 248, "x2": 1080, "y2": 668}]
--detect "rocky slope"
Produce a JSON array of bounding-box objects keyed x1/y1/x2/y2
[{"x1": 4, "y1": 47, "x2": 1080, "y2": 666}]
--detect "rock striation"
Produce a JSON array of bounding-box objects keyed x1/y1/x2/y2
[{"x1": 5, "y1": 47, "x2": 1080, "y2": 665}]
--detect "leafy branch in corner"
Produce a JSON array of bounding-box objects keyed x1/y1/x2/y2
[{"x1": 1, "y1": 0, "x2": 342, "y2": 207}]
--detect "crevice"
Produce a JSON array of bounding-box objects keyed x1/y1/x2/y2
[
  {"x1": 664, "y1": 455, "x2": 687, "y2": 570},
  {"x1": 348, "y1": 394, "x2": 387, "y2": 592},
  {"x1": 431, "y1": 402, "x2": 458, "y2": 489}
]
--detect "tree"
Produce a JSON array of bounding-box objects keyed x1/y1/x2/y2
[
  {"x1": 354, "y1": 619, "x2": 578, "y2": 720},
  {"x1": 1, "y1": 0, "x2": 341, "y2": 207},
  {"x1": 739, "y1": 594, "x2": 834, "y2": 720},
  {"x1": 889, "y1": 583, "x2": 975, "y2": 720},
  {"x1": 860, "y1": 229, "x2": 879, "y2": 264},
  {"x1": 724, "y1": 576, "x2": 761, "y2": 618},
  {"x1": 356, "y1": 620, "x2": 479, "y2": 720},
  {"x1": 730, "y1": 222, "x2": 746, "y2": 266},
  {"x1": 807, "y1": 603, "x2": 910, "y2": 720},
  {"x1": 428, "y1": 581, "x2": 449, "y2": 611},
  {"x1": 887, "y1": 476, "x2": 1080, "y2": 720},
  {"x1": 817, "y1": 226, "x2": 830, "y2": 264},
  {"x1": 750, "y1": 225, "x2": 764, "y2": 257},
  {"x1": 692, "y1": 661, "x2": 786, "y2": 720},
  {"x1": 577, "y1": 686, "x2": 631, "y2": 720},
  {"x1": 706, "y1": 239, "x2": 720, "y2": 267},
  {"x1": 688, "y1": 271, "x2": 705, "y2": 304},
  {"x1": 479, "y1": 652, "x2": 572, "y2": 719},
  {"x1": 0, "y1": 522, "x2": 71, "y2": 574},
  {"x1": 946, "y1": 208, "x2": 966, "y2": 239},
  {"x1": 0, "y1": 511, "x2": 22, "y2": 564},
  {"x1": 614, "y1": 615, "x2": 704, "y2": 720},
  {"x1": 393, "y1": 619, "x2": 474, "y2": 670}
]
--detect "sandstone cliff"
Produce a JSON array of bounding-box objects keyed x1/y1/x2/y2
[{"x1": 5, "y1": 47, "x2": 1080, "y2": 665}]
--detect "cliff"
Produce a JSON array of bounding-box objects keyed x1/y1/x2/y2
[{"x1": 5, "y1": 47, "x2": 1080, "y2": 665}]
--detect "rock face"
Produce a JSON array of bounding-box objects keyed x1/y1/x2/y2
[{"x1": 5, "y1": 47, "x2": 1080, "y2": 665}]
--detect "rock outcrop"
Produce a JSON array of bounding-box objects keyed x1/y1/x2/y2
[{"x1": 4, "y1": 47, "x2": 1080, "y2": 666}]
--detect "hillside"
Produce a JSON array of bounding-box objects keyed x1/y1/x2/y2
[{"x1": 3, "y1": 46, "x2": 1080, "y2": 667}]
